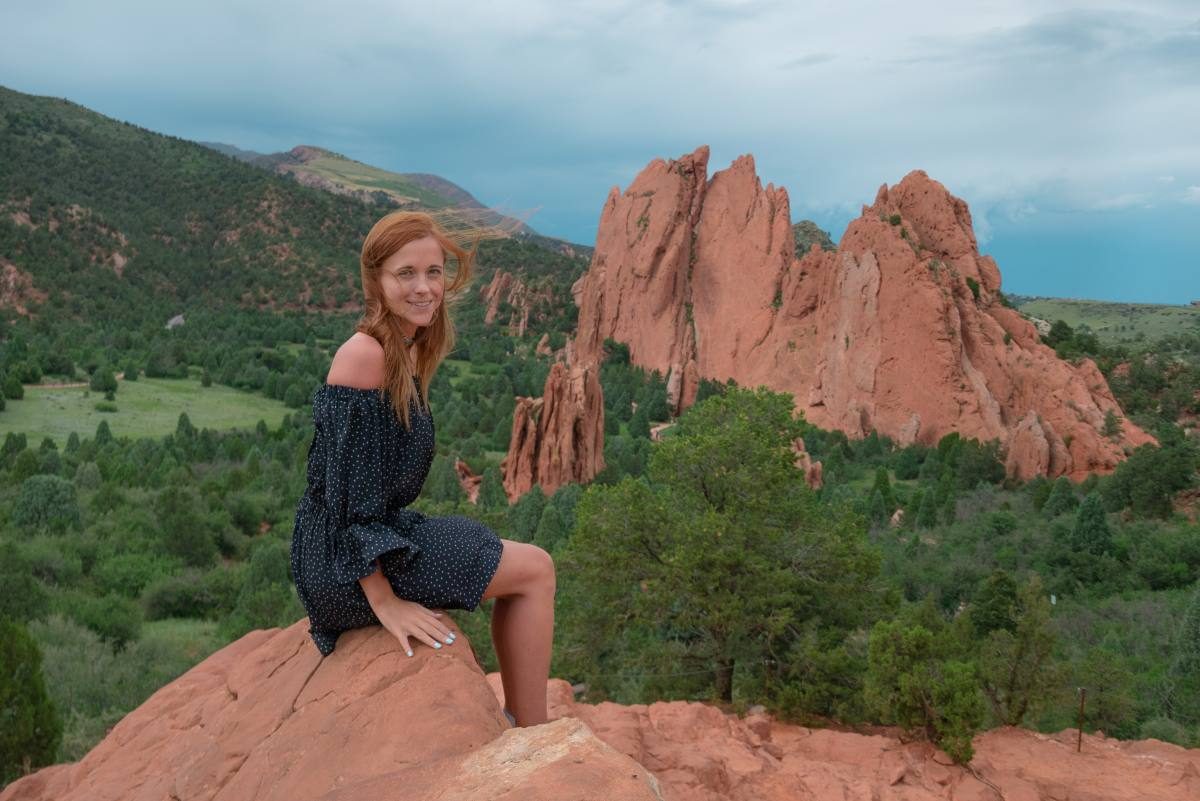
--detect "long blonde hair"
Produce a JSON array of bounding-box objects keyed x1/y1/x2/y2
[{"x1": 356, "y1": 211, "x2": 476, "y2": 428}]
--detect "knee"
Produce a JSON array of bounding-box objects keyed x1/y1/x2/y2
[{"x1": 531, "y1": 545, "x2": 556, "y2": 597}]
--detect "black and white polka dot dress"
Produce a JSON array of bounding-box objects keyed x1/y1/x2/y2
[{"x1": 289, "y1": 381, "x2": 504, "y2": 656}]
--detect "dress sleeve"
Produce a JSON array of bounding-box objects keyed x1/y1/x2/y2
[{"x1": 322, "y1": 389, "x2": 421, "y2": 586}]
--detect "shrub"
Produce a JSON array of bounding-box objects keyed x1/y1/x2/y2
[
  {"x1": 143, "y1": 565, "x2": 244, "y2": 621},
  {"x1": 864, "y1": 611, "x2": 984, "y2": 763},
  {"x1": 0, "y1": 541, "x2": 50, "y2": 621},
  {"x1": 55, "y1": 591, "x2": 143, "y2": 649}
]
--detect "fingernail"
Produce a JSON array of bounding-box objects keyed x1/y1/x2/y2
[
  {"x1": 434, "y1": 642, "x2": 442, "y2": 649},
  {"x1": 406, "y1": 650, "x2": 413, "y2": 657}
]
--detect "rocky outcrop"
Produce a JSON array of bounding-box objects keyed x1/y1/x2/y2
[
  {"x1": 480, "y1": 270, "x2": 550, "y2": 338},
  {"x1": 455, "y1": 459, "x2": 482, "y2": 504},
  {"x1": 500, "y1": 362, "x2": 605, "y2": 501},
  {"x1": 573, "y1": 146, "x2": 710, "y2": 410},
  {"x1": 790, "y1": 437, "x2": 824, "y2": 490},
  {"x1": 573, "y1": 149, "x2": 1154, "y2": 480},
  {"x1": 0, "y1": 258, "x2": 47, "y2": 317},
  {"x1": 0, "y1": 621, "x2": 662, "y2": 801},
  {"x1": 488, "y1": 675, "x2": 1200, "y2": 801}
]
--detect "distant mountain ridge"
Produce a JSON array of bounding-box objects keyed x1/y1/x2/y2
[{"x1": 201, "y1": 141, "x2": 589, "y2": 258}]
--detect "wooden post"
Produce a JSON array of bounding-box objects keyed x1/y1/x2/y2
[{"x1": 1076, "y1": 687, "x2": 1087, "y2": 752}]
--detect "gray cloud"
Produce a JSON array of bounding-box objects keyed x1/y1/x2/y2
[{"x1": 0, "y1": 0, "x2": 1197, "y2": 246}]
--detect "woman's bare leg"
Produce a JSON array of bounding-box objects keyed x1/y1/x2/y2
[{"x1": 481, "y1": 540, "x2": 555, "y2": 726}]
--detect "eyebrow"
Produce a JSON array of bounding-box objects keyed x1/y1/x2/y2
[{"x1": 393, "y1": 263, "x2": 444, "y2": 271}]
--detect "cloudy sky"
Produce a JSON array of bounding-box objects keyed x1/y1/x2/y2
[{"x1": 2, "y1": 0, "x2": 1197, "y2": 303}]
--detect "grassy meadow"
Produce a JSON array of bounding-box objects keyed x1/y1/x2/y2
[{"x1": 0, "y1": 375, "x2": 294, "y2": 446}]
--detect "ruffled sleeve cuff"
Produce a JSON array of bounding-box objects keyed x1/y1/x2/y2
[{"x1": 330, "y1": 520, "x2": 422, "y2": 586}]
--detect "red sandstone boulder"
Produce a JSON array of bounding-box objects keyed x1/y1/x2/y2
[
  {"x1": 0, "y1": 622, "x2": 662, "y2": 801},
  {"x1": 572, "y1": 149, "x2": 1154, "y2": 480},
  {"x1": 488, "y1": 675, "x2": 1200, "y2": 801},
  {"x1": 500, "y1": 361, "x2": 605, "y2": 501}
]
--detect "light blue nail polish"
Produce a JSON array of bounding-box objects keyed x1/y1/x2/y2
[
  {"x1": 406, "y1": 650, "x2": 413, "y2": 657},
  {"x1": 434, "y1": 642, "x2": 441, "y2": 648},
  {"x1": 445, "y1": 636, "x2": 454, "y2": 644}
]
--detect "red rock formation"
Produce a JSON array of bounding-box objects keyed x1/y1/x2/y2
[
  {"x1": 0, "y1": 622, "x2": 662, "y2": 801},
  {"x1": 488, "y1": 675, "x2": 1200, "y2": 801},
  {"x1": 573, "y1": 146, "x2": 710, "y2": 409},
  {"x1": 500, "y1": 361, "x2": 605, "y2": 501},
  {"x1": 455, "y1": 458, "x2": 482, "y2": 504},
  {"x1": 790, "y1": 437, "x2": 824, "y2": 490},
  {"x1": 573, "y1": 149, "x2": 1154, "y2": 480},
  {"x1": 480, "y1": 269, "x2": 552, "y2": 338}
]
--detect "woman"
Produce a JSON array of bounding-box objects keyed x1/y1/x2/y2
[{"x1": 289, "y1": 211, "x2": 555, "y2": 727}]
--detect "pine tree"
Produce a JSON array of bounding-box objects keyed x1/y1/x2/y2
[
  {"x1": 1041, "y1": 476, "x2": 1078, "y2": 518},
  {"x1": 970, "y1": 569, "x2": 1019, "y2": 637},
  {"x1": 478, "y1": 466, "x2": 508, "y2": 509},
  {"x1": 916, "y1": 487, "x2": 940, "y2": 528},
  {"x1": 509, "y1": 486, "x2": 547, "y2": 541},
  {"x1": 0, "y1": 619, "x2": 62, "y2": 785},
  {"x1": 872, "y1": 466, "x2": 896, "y2": 510},
  {"x1": 94, "y1": 419, "x2": 113, "y2": 447},
  {"x1": 425, "y1": 455, "x2": 464, "y2": 503},
  {"x1": 1070, "y1": 493, "x2": 1113, "y2": 555}
]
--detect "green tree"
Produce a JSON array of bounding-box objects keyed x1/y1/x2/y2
[
  {"x1": 872, "y1": 466, "x2": 896, "y2": 510},
  {"x1": 509, "y1": 486, "x2": 547, "y2": 541},
  {"x1": 533, "y1": 503, "x2": 569, "y2": 553},
  {"x1": 916, "y1": 487, "x2": 940, "y2": 529},
  {"x1": 977, "y1": 576, "x2": 1059, "y2": 726},
  {"x1": 0, "y1": 542, "x2": 50, "y2": 621},
  {"x1": 3, "y1": 372, "x2": 24, "y2": 400},
  {"x1": 969, "y1": 569, "x2": 1019, "y2": 637},
  {"x1": 425, "y1": 455, "x2": 464, "y2": 503},
  {"x1": 12, "y1": 475, "x2": 81, "y2": 533},
  {"x1": 1070, "y1": 493, "x2": 1113, "y2": 555},
  {"x1": 89, "y1": 365, "x2": 117, "y2": 394},
  {"x1": 154, "y1": 485, "x2": 219, "y2": 567},
  {"x1": 94, "y1": 419, "x2": 113, "y2": 448},
  {"x1": 175, "y1": 412, "x2": 196, "y2": 440},
  {"x1": 562, "y1": 388, "x2": 879, "y2": 704},
  {"x1": 478, "y1": 466, "x2": 507, "y2": 509},
  {"x1": 1102, "y1": 409, "x2": 1121, "y2": 438},
  {"x1": 1042, "y1": 477, "x2": 1078, "y2": 518},
  {"x1": 0, "y1": 619, "x2": 62, "y2": 785}
]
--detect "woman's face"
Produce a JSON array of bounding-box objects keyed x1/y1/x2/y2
[{"x1": 379, "y1": 235, "x2": 445, "y2": 338}]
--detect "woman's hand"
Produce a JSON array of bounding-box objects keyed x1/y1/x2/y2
[{"x1": 372, "y1": 594, "x2": 457, "y2": 657}]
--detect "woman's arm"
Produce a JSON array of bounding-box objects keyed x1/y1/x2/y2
[
  {"x1": 358, "y1": 560, "x2": 393, "y2": 606},
  {"x1": 358, "y1": 558, "x2": 456, "y2": 656}
]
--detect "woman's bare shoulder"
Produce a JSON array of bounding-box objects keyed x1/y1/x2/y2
[{"x1": 326, "y1": 332, "x2": 386, "y2": 389}]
